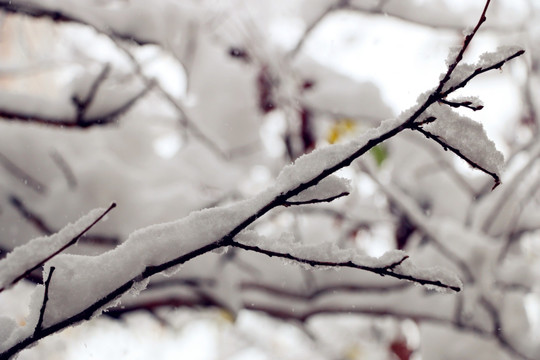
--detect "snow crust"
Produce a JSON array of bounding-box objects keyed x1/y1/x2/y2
[
  {"x1": 0, "y1": 207, "x2": 108, "y2": 291},
  {"x1": 41, "y1": 191, "x2": 276, "y2": 328},
  {"x1": 289, "y1": 176, "x2": 350, "y2": 203},
  {"x1": 421, "y1": 103, "x2": 504, "y2": 175},
  {"x1": 275, "y1": 117, "x2": 403, "y2": 193},
  {"x1": 236, "y1": 231, "x2": 462, "y2": 293},
  {"x1": 442, "y1": 46, "x2": 522, "y2": 92}
]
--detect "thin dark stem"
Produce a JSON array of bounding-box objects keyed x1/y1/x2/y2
[
  {"x1": 0, "y1": 240, "x2": 221, "y2": 360},
  {"x1": 439, "y1": 98, "x2": 484, "y2": 111},
  {"x1": 72, "y1": 64, "x2": 111, "y2": 122},
  {"x1": 231, "y1": 241, "x2": 459, "y2": 291},
  {"x1": 0, "y1": 203, "x2": 117, "y2": 293},
  {"x1": 284, "y1": 192, "x2": 350, "y2": 206},
  {"x1": 0, "y1": 80, "x2": 154, "y2": 128},
  {"x1": 412, "y1": 125, "x2": 501, "y2": 188},
  {"x1": 441, "y1": 49, "x2": 525, "y2": 96},
  {"x1": 34, "y1": 266, "x2": 55, "y2": 336},
  {"x1": 436, "y1": 0, "x2": 491, "y2": 94}
]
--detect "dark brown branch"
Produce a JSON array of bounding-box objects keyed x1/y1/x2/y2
[
  {"x1": 284, "y1": 191, "x2": 350, "y2": 206},
  {"x1": 441, "y1": 49, "x2": 525, "y2": 97},
  {"x1": 439, "y1": 98, "x2": 484, "y2": 111},
  {"x1": 0, "y1": 81, "x2": 154, "y2": 128},
  {"x1": 72, "y1": 64, "x2": 111, "y2": 122},
  {"x1": 76, "y1": 80, "x2": 155, "y2": 127},
  {"x1": 230, "y1": 241, "x2": 459, "y2": 291},
  {"x1": 412, "y1": 124, "x2": 501, "y2": 189},
  {"x1": 34, "y1": 266, "x2": 55, "y2": 336},
  {"x1": 0, "y1": 152, "x2": 46, "y2": 194},
  {"x1": 436, "y1": 0, "x2": 491, "y2": 94},
  {"x1": 0, "y1": 240, "x2": 222, "y2": 359},
  {"x1": 0, "y1": 203, "x2": 117, "y2": 293},
  {"x1": 9, "y1": 195, "x2": 118, "y2": 246}
]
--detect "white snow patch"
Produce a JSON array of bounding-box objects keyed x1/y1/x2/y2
[{"x1": 420, "y1": 103, "x2": 504, "y2": 176}]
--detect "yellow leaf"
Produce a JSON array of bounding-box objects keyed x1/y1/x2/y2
[{"x1": 327, "y1": 119, "x2": 356, "y2": 144}]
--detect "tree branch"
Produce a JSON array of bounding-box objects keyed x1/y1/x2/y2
[
  {"x1": 230, "y1": 241, "x2": 459, "y2": 291},
  {"x1": 284, "y1": 191, "x2": 349, "y2": 206},
  {"x1": 34, "y1": 266, "x2": 55, "y2": 336},
  {"x1": 412, "y1": 124, "x2": 501, "y2": 188},
  {"x1": 0, "y1": 203, "x2": 117, "y2": 293}
]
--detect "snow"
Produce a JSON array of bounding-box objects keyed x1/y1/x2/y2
[
  {"x1": 420, "y1": 103, "x2": 504, "y2": 176},
  {"x1": 442, "y1": 46, "x2": 523, "y2": 93},
  {"x1": 41, "y1": 191, "x2": 276, "y2": 328},
  {"x1": 275, "y1": 117, "x2": 404, "y2": 193},
  {"x1": 235, "y1": 231, "x2": 462, "y2": 293},
  {"x1": 0, "y1": 108, "x2": 458, "y2": 346},
  {"x1": 288, "y1": 176, "x2": 350, "y2": 203},
  {"x1": 0, "y1": 207, "x2": 108, "y2": 292},
  {"x1": 477, "y1": 46, "x2": 524, "y2": 68}
]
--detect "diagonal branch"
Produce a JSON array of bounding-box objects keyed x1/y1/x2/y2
[
  {"x1": 284, "y1": 191, "x2": 349, "y2": 206},
  {"x1": 230, "y1": 241, "x2": 459, "y2": 292},
  {"x1": 436, "y1": 0, "x2": 491, "y2": 93},
  {"x1": 72, "y1": 64, "x2": 111, "y2": 122},
  {"x1": 412, "y1": 124, "x2": 501, "y2": 188},
  {"x1": 441, "y1": 49, "x2": 525, "y2": 97},
  {"x1": 0, "y1": 203, "x2": 117, "y2": 293},
  {"x1": 0, "y1": 81, "x2": 154, "y2": 128}
]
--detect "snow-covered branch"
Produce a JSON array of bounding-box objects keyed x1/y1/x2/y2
[{"x1": 0, "y1": 0, "x2": 533, "y2": 359}]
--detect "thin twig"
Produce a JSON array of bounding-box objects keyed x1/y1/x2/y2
[
  {"x1": 436, "y1": 0, "x2": 491, "y2": 94},
  {"x1": 34, "y1": 266, "x2": 55, "y2": 336},
  {"x1": 412, "y1": 124, "x2": 501, "y2": 188},
  {"x1": 284, "y1": 191, "x2": 349, "y2": 206},
  {"x1": 0, "y1": 82, "x2": 154, "y2": 128},
  {"x1": 72, "y1": 63, "x2": 111, "y2": 122},
  {"x1": 0, "y1": 203, "x2": 117, "y2": 293},
  {"x1": 439, "y1": 98, "x2": 484, "y2": 111},
  {"x1": 230, "y1": 241, "x2": 458, "y2": 291}
]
